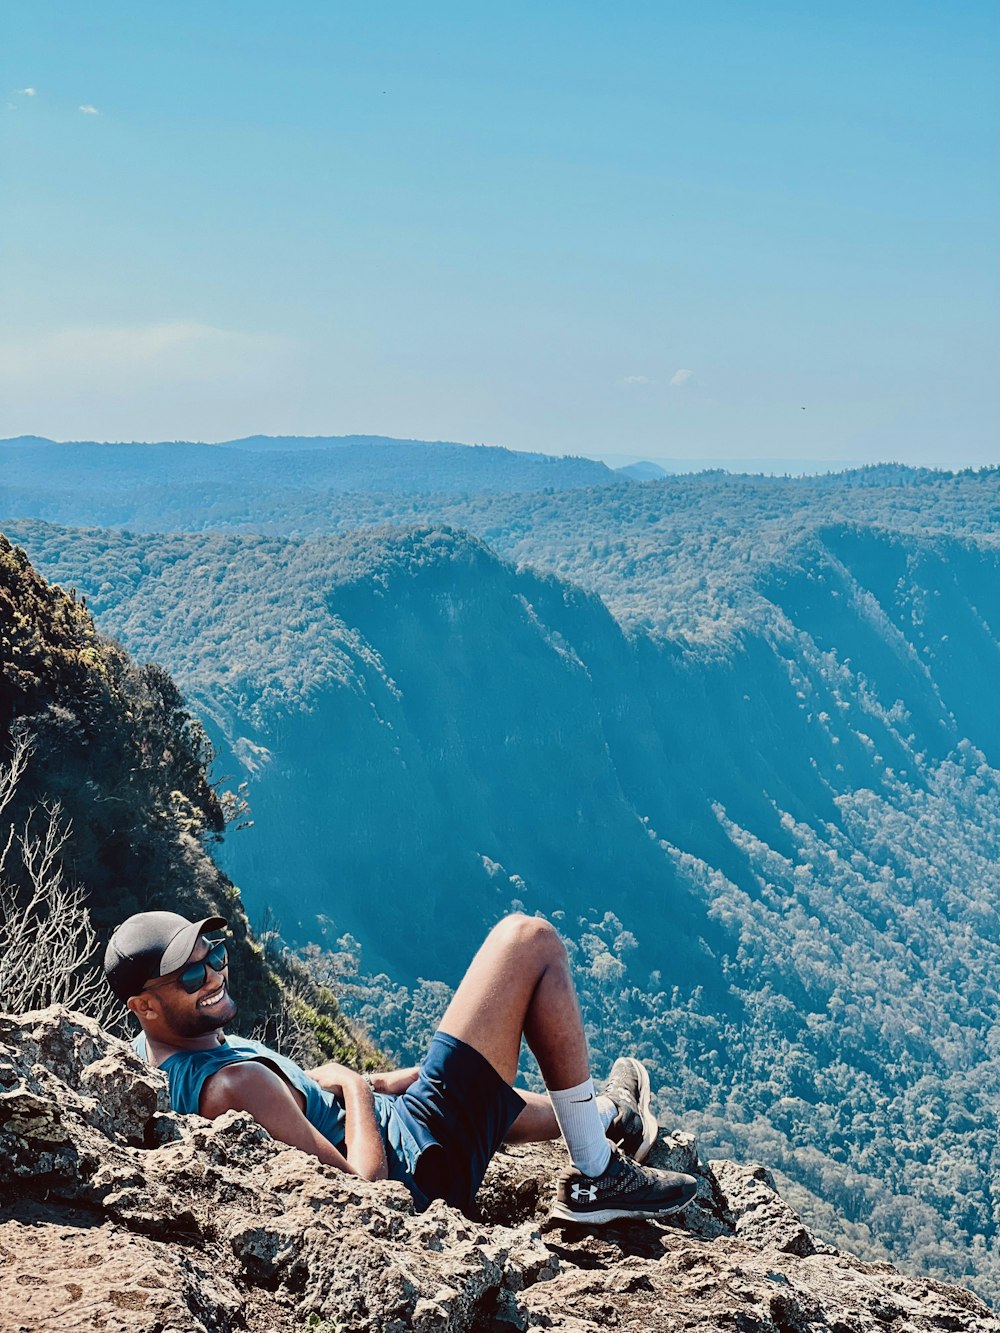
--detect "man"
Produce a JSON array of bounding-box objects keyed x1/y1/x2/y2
[{"x1": 105, "y1": 909, "x2": 698, "y2": 1224}]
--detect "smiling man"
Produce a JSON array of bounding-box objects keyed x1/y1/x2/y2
[{"x1": 105, "y1": 909, "x2": 698, "y2": 1224}]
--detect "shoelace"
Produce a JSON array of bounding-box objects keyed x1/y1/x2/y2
[{"x1": 605, "y1": 1145, "x2": 645, "y2": 1186}]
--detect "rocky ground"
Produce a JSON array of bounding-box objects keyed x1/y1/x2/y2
[{"x1": 0, "y1": 1007, "x2": 995, "y2": 1333}]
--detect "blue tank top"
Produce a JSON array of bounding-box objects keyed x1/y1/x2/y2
[{"x1": 133, "y1": 1033, "x2": 426, "y2": 1200}]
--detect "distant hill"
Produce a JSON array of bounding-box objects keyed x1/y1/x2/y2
[
  {"x1": 617, "y1": 456, "x2": 868, "y2": 476},
  {"x1": 0, "y1": 432, "x2": 570, "y2": 458},
  {"x1": 221, "y1": 433, "x2": 479, "y2": 452},
  {"x1": 615, "y1": 460, "x2": 671, "y2": 481},
  {"x1": 0, "y1": 437, "x2": 616, "y2": 530}
]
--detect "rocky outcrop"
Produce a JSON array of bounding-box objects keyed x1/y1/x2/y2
[{"x1": 0, "y1": 1008, "x2": 995, "y2": 1333}]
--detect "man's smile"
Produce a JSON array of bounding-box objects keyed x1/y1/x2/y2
[{"x1": 198, "y1": 982, "x2": 228, "y2": 1009}]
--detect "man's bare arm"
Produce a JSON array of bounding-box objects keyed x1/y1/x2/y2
[
  {"x1": 370, "y1": 1066, "x2": 420, "y2": 1096},
  {"x1": 199, "y1": 1062, "x2": 388, "y2": 1180},
  {"x1": 308, "y1": 1062, "x2": 420, "y2": 1097},
  {"x1": 335, "y1": 1069, "x2": 390, "y2": 1180}
]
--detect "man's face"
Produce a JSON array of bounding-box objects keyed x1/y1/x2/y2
[{"x1": 142, "y1": 935, "x2": 238, "y2": 1037}]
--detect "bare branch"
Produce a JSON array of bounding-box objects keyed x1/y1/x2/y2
[
  {"x1": 0, "y1": 727, "x2": 31, "y2": 821},
  {"x1": 0, "y1": 734, "x2": 120, "y2": 1030}
]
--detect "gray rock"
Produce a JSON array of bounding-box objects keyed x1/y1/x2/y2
[
  {"x1": 0, "y1": 1006, "x2": 995, "y2": 1333},
  {"x1": 708, "y1": 1157, "x2": 835, "y2": 1257}
]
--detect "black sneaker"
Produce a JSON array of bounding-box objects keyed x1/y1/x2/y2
[
  {"x1": 604, "y1": 1056, "x2": 658, "y2": 1162},
  {"x1": 551, "y1": 1146, "x2": 699, "y2": 1226}
]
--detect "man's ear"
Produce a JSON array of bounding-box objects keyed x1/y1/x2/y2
[{"x1": 127, "y1": 992, "x2": 157, "y2": 1023}]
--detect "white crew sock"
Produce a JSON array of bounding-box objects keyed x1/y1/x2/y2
[{"x1": 548, "y1": 1078, "x2": 613, "y2": 1177}]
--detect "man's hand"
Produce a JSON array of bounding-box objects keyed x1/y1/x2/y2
[
  {"x1": 307, "y1": 1061, "x2": 367, "y2": 1100},
  {"x1": 308, "y1": 1063, "x2": 420, "y2": 1097},
  {"x1": 370, "y1": 1066, "x2": 420, "y2": 1096}
]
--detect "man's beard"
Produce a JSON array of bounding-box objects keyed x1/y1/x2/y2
[{"x1": 164, "y1": 984, "x2": 238, "y2": 1037}]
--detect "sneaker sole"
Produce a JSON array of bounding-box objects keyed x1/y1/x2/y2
[
  {"x1": 549, "y1": 1193, "x2": 697, "y2": 1226},
  {"x1": 631, "y1": 1059, "x2": 658, "y2": 1164}
]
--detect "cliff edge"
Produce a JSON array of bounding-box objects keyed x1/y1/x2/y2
[{"x1": 0, "y1": 1008, "x2": 994, "y2": 1333}]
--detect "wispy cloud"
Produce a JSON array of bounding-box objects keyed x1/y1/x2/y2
[
  {"x1": 670, "y1": 368, "x2": 693, "y2": 388},
  {"x1": 621, "y1": 374, "x2": 651, "y2": 386},
  {"x1": 0, "y1": 320, "x2": 303, "y2": 440},
  {"x1": 20, "y1": 87, "x2": 36, "y2": 97},
  {"x1": 78, "y1": 104, "x2": 100, "y2": 115},
  {"x1": 0, "y1": 320, "x2": 292, "y2": 389}
]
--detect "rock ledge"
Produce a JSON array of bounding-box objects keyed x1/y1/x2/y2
[{"x1": 0, "y1": 1007, "x2": 995, "y2": 1332}]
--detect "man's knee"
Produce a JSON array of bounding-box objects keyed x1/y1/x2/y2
[{"x1": 490, "y1": 912, "x2": 565, "y2": 961}]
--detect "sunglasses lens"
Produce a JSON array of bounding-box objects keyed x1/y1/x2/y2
[
  {"x1": 179, "y1": 961, "x2": 206, "y2": 993},
  {"x1": 178, "y1": 941, "x2": 228, "y2": 994}
]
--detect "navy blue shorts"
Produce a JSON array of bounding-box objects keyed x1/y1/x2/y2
[{"x1": 393, "y1": 1030, "x2": 525, "y2": 1214}]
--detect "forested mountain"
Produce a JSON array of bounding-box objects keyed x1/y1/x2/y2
[
  {"x1": 2, "y1": 453, "x2": 999, "y2": 1301},
  {"x1": 0, "y1": 534, "x2": 375, "y2": 1064},
  {"x1": 2, "y1": 435, "x2": 995, "y2": 637}
]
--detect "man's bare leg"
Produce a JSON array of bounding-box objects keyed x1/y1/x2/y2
[
  {"x1": 436, "y1": 913, "x2": 615, "y2": 1170},
  {"x1": 436, "y1": 913, "x2": 590, "y2": 1089},
  {"x1": 505, "y1": 1089, "x2": 560, "y2": 1142},
  {"x1": 436, "y1": 914, "x2": 700, "y2": 1220}
]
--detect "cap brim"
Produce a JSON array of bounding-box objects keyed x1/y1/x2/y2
[{"x1": 158, "y1": 915, "x2": 228, "y2": 976}]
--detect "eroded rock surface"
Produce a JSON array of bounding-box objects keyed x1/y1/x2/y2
[{"x1": 0, "y1": 1007, "x2": 995, "y2": 1332}]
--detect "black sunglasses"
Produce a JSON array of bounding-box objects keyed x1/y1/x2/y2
[{"x1": 146, "y1": 939, "x2": 229, "y2": 995}]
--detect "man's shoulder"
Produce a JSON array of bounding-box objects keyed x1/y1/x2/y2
[
  {"x1": 198, "y1": 1052, "x2": 294, "y2": 1115},
  {"x1": 149, "y1": 1035, "x2": 281, "y2": 1115},
  {"x1": 200, "y1": 1056, "x2": 275, "y2": 1090}
]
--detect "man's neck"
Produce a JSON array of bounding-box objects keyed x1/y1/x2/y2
[{"x1": 144, "y1": 1028, "x2": 228, "y2": 1064}]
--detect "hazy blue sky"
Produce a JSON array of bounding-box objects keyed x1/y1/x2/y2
[{"x1": 3, "y1": 2, "x2": 998, "y2": 467}]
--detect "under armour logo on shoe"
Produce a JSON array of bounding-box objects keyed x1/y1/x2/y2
[{"x1": 571, "y1": 1183, "x2": 599, "y2": 1202}]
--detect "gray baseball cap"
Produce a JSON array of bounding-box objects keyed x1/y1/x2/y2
[{"x1": 104, "y1": 909, "x2": 228, "y2": 1001}]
